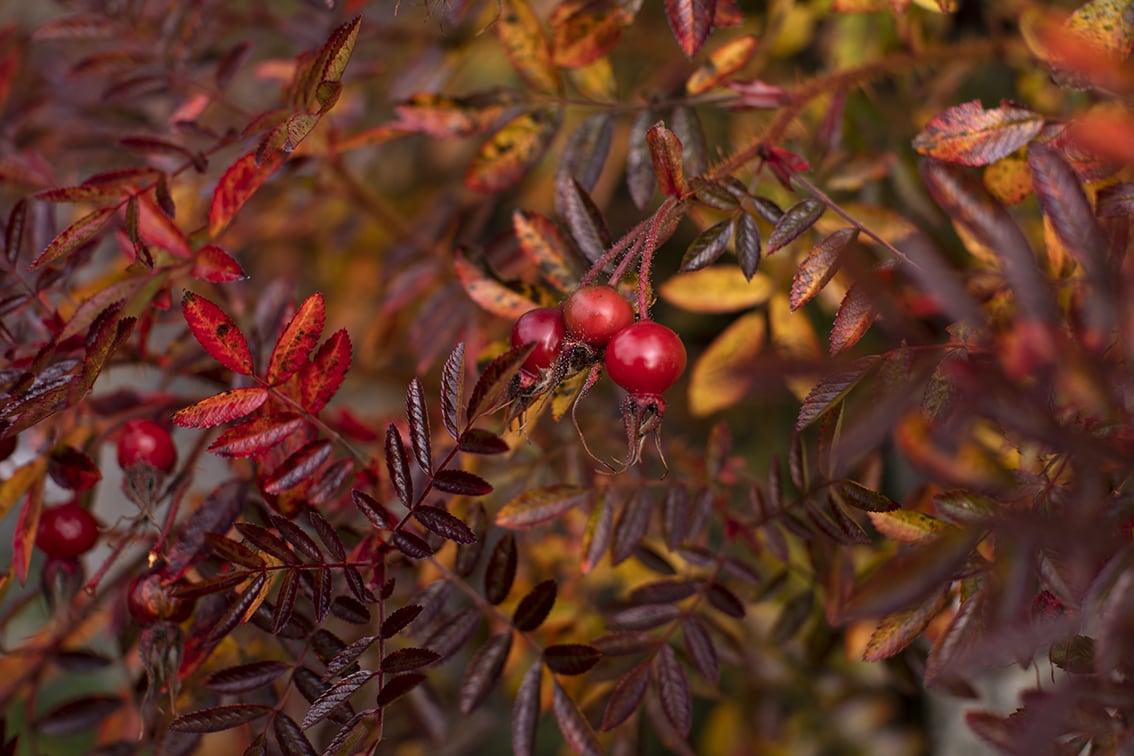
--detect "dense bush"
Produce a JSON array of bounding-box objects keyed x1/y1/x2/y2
[{"x1": 1, "y1": 0, "x2": 1133, "y2": 753}]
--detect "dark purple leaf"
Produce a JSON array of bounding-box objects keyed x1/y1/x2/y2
[
  {"x1": 734, "y1": 211, "x2": 762, "y2": 280},
  {"x1": 268, "y1": 513, "x2": 322, "y2": 560},
  {"x1": 485, "y1": 533, "x2": 518, "y2": 605},
  {"x1": 600, "y1": 663, "x2": 650, "y2": 731},
  {"x1": 628, "y1": 580, "x2": 697, "y2": 604},
  {"x1": 544, "y1": 643, "x2": 602, "y2": 675},
  {"x1": 557, "y1": 113, "x2": 614, "y2": 197},
  {"x1": 766, "y1": 198, "x2": 824, "y2": 255},
  {"x1": 205, "y1": 660, "x2": 290, "y2": 695},
  {"x1": 680, "y1": 219, "x2": 732, "y2": 271},
  {"x1": 672, "y1": 105, "x2": 707, "y2": 177},
  {"x1": 376, "y1": 673, "x2": 426, "y2": 708},
  {"x1": 385, "y1": 424, "x2": 413, "y2": 508},
  {"x1": 561, "y1": 177, "x2": 611, "y2": 263},
  {"x1": 5, "y1": 199, "x2": 27, "y2": 264},
  {"x1": 236, "y1": 522, "x2": 298, "y2": 565},
  {"x1": 513, "y1": 662, "x2": 543, "y2": 756},
  {"x1": 414, "y1": 505, "x2": 477, "y2": 543},
  {"x1": 466, "y1": 343, "x2": 533, "y2": 421},
  {"x1": 497, "y1": 485, "x2": 590, "y2": 529},
  {"x1": 165, "y1": 480, "x2": 246, "y2": 579},
  {"x1": 706, "y1": 583, "x2": 745, "y2": 618},
  {"x1": 302, "y1": 670, "x2": 376, "y2": 729},
  {"x1": 423, "y1": 607, "x2": 482, "y2": 662},
  {"x1": 456, "y1": 502, "x2": 488, "y2": 576},
  {"x1": 272, "y1": 570, "x2": 299, "y2": 634},
  {"x1": 627, "y1": 108, "x2": 656, "y2": 210},
  {"x1": 610, "y1": 604, "x2": 681, "y2": 630},
  {"x1": 553, "y1": 682, "x2": 602, "y2": 756},
  {"x1": 393, "y1": 530, "x2": 434, "y2": 559},
  {"x1": 308, "y1": 511, "x2": 346, "y2": 561},
  {"x1": 172, "y1": 570, "x2": 249, "y2": 600},
  {"x1": 663, "y1": 485, "x2": 691, "y2": 550},
  {"x1": 796, "y1": 355, "x2": 879, "y2": 430},
  {"x1": 205, "y1": 534, "x2": 266, "y2": 569},
  {"x1": 431, "y1": 469, "x2": 493, "y2": 496},
  {"x1": 325, "y1": 635, "x2": 377, "y2": 679},
  {"x1": 353, "y1": 489, "x2": 396, "y2": 530},
  {"x1": 169, "y1": 704, "x2": 273, "y2": 733},
  {"x1": 771, "y1": 591, "x2": 814, "y2": 644},
  {"x1": 440, "y1": 343, "x2": 466, "y2": 440},
  {"x1": 208, "y1": 573, "x2": 267, "y2": 644},
  {"x1": 273, "y1": 714, "x2": 316, "y2": 756},
  {"x1": 406, "y1": 378, "x2": 432, "y2": 473},
  {"x1": 681, "y1": 616, "x2": 719, "y2": 684},
  {"x1": 457, "y1": 428, "x2": 510, "y2": 455},
  {"x1": 381, "y1": 604, "x2": 423, "y2": 638},
  {"x1": 331, "y1": 596, "x2": 371, "y2": 625},
  {"x1": 382, "y1": 647, "x2": 441, "y2": 674},
  {"x1": 592, "y1": 631, "x2": 658, "y2": 657},
  {"x1": 37, "y1": 695, "x2": 123, "y2": 736},
  {"x1": 313, "y1": 570, "x2": 335, "y2": 623},
  {"x1": 459, "y1": 631, "x2": 514, "y2": 714},
  {"x1": 513, "y1": 579, "x2": 557, "y2": 632},
  {"x1": 612, "y1": 490, "x2": 653, "y2": 566},
  {"x1": 654, "y1": 644, "x2": 692, "y2": 737},
  {"x1": 263, "y1": 439, "x2": 332, "y2": 494}
]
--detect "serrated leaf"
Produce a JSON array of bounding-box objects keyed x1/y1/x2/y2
[
  {"x1": 173, "y1": 387, "x2": 268, "y2": 429},
  {"x1": 453, "y1": 248, "x2": 540, "y2": 320},
  {"x1": 376, "y1": 673, "x2": 427, "y2": 707},
  {"x1": 393, "y1": 531, "x2": 433, "y2": 559},
  {"x1": 553, "y1": 682, "x2": 602, "y2": 755},
  {"x1": 467, "y1": 343, "x2": 535, "y2": 421},
  {"x1": 208, "y1": 151, "x2": 285, "y2": 239},
  {"x1": 611, "y1": 490, "x2": 653, "y2": 566},
  {"x1": 733, "y1": 210, "x2": 762, "y2": 280},
  {"x1": 796, "y1": 355, "x2": 879, "y2": 429},
  {"x1": 181, "y1": 291, "x2": 255, "y2": 375},
  {"x1": 646, "y1": 122, "x2": 686, "y2": 198},
  {"x1": 766, "y1": 198, "x2": 824, "y2": 255},
  {"x1": 381, "y1": 647, "x2": 440, "y2": 674},
  {"x1": 441, "y1": 343, "x2": 466, "y2": 440},
  {"x1": 681, "y1": 219, "x2": 732, "y2": 271},
  {"x1": 385, "y1": 423, "x2": 412, "y2": 508},
  {"x1": 34, "y1": 184, "x2": 124, "y2": 203},
  {"x1": 268, "y1": 293, "x2": 325, "y2": 385},
  {"x1": 169, "y1": 704, "x2": 273, "y2": 733},
  {"x1": 557, "y1": 113, "x2": 614, "y2": 198},
  {"x1": 268, "y1": 513, "x2": 322, "y2": 561},
  {"x1": 353, "y1": 489, "x2": 396, "y2": 530},
  {"x1": 423, "y1": 606, "x2": 482, "y2": 662},
  {"x1": 457, "y1": 428, "x2": 510, "y2": 455},
  {"x1": 205, "y1": 660, "x2": 290, "y2": 695},
  {"x1": 301, "y1": 328, "x2": 352, "y2": 413},
  {"x1": 514, "y1": 210, "x2": 579, "y2": 294},
  {"x1": 302, "y1": 670, "x2": 376, "y2": 729},
  {"x1": 659, "y1": 266, "x2": 774, "y2": 313},
  {"x1": 485, "y1": 533, "x2": 518, "y2": 605},
  {"x1": 513, "y1": 663, "x2": 543, "y2": 756},
  {"x1": 209, "y1": 415, "x2": 306, "y2": 458},
  {"x1": 686, "y1": 34, "x2": 758, "y2": 93},
  {"x1": 560, "y1": 177, "x2": 612, "y2": 262},
  {"x1": 545, "y1": 643, "x2": 602, "y2": 675},
  {"x1": 687, "y1": 310, "x2": 765, "y2": 416},
  {"x1": 205, "y1": 534, "x2": 266, "y2": 569},
  {"x1": 466, "y1": 107, "x2": 562, "y2": 193},
  {"x1": 5, "y1": 199, "x2": 27, "y2": 264},
  {"x1": 414, "y1": 505, "x2": 477, "y2": 543},
  {"x1": 831, "y1": 479, "x2": 898, "y2": 512},
  {"x1": 681, "y1": 616, "x2": 719, "y2": 683},
  {"x1": 790, "y1": 228, "x2": 858, "y2": 310},
  {"x1": 263, "y1": 439, "x2": 332, "y2": 494},
  {"x1": 829, "y1": 284, "x2": 877, "y2": 355},
  {"x1": 601, "y1": 663, "x2": 650, "y2": 730},
  {"x1": 665, "y1": 0, "x2": 716, "y2": 58},
  {"x1": 863, "y1": 587, "x2": 951, "y2": 662},
  {"x1": 192, "y1": 244, "x2": 248, "y2": 282},
  {"x1": 406, "y1": 378, "x2": 432, "y2": 473},
  {"x1": 30, "y1": 206, "x2": 115, "y2": 269},
  {"x1": 912, "y1": 100, "x2": 1044, "y2": 167},
  {"x1": 498, "y1": 0, "x2": 561, "y2": 94},
  {"x1": 381, "y1": 605, "x2": 423, "y2": 638},
  {"x1": 512, "y1": 579, "x2": 557, "y2": 632},
  {"x1": 460, "y1": 632, "x2": 514, "y2": 714},
  {"x1": 497, "y1": 484, "x2": 589, "y2": 529},
  {"x1": 432, "y1": 469, "x2": 493, "y2": 497},
  {"x1": 654, "y1": 644, "x2": 692, "y2": 736},
  {"x1": 868, "y1": 509, "x2": 952, "y2": 545},
  {"x1": 274, "y1": 714, "x2": 316, "y2": 756},
  {"x1": 238, "y1": 522, "x2": 299, "y2": 565}
]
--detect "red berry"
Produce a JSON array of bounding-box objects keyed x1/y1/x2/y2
[
  {"x1": 117, "y1": 419, "x2": 177, "y2": 473},
  {"x1": 604, "y1": 321, "x2": 687, "y2": 396},
  {"x1": 564, "y1": 285, "x2": 635, "y2": 348},
  {"x1": 36, "y1": 503, "x2": 99, "y2": 559},
  {"x1": 511, "y1": 307, "x2": 566, "y2": 374},
  {"x1": 127, "y1": 573, "x2": 193, "y2": 625}
]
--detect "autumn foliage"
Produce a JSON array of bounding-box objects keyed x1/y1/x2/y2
[{"x1": 1, "y1": 0, "x2": 1134, "y2": 753}]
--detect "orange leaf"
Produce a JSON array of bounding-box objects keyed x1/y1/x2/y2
[
  {"x1": 132, "y1": 194, "x2": 192, "y2": 258},
  {"x1": 512, "y1": 210, "x2": 579, "y2": 293},
  {"x1": 912, "y1": 99, "x2": 1045, "y2": 167},
  {"x1": 466, "y1": 107, "x2": 562, "y2": 193},
  {"x1": 497, "y1": 0, "x2": 562, "y2": 94},
  {"x1": 208, "y1": 151, "x2": 286, "y2": 239},
  {"x1": 269, "y1": 293, "x2": 325, "y2": 386},
  {"x1": 862, "y1": 588, "x2": 951, "y2": 662},
  {"x1": 686, "y1": 34, "x2": 757, "y2": 94},
  {"x1": 645, "y1": 122, "x2": 686, "y2": 198},
  {"x1": 30, "y1": 206, "x2": 116, "y2": 269},
  {"x1": 301, "y1": 329, "x2": 352, "y2": 413},
  {"x1": 192, "y1": 245, "x2": 248, "y2": 282},
  {"x1": 453, "y1": 249, "x2": 540, "y2": 319},
  {"x1": 181, "y1": 291, "x2": 255, "y2": 376},
  {"x1": 790, "y1": 227, "x2": 858, "y2": 311},
  {"x1": 550, "y1": 0, "x2": 636, "y2": 68},
  {"x1": 173, "y1": 387, "x2": 269, "y2": 429},
  {"x1": 210, "y1": 414, "x2": 307, "y2": 458}
]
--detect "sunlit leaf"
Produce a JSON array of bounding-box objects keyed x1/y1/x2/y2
[
  {"x1": 514, "y1": 210, "x2": 580, "y2": 293},
  {"x1": 646, "y1": 122, "x2": 686, "y2": 198},
  {"x1": 173, "y1": 388, "x2": 269, "y2": 429},
  {"x1": 268, "y1": 293, "x2": 325, "y2": 385},
  {"x1": 686, "y1": 34, "x2": 757, "y2": 93},
  {"x1": 192, "y1": 244, "x2": 248, "y2": 282},
  {"x1": 982, "y1": 156, "x2": 1033, "y2": 205},
  {"x1": 912, "y1": 100, "x2": 1045, "y2": 167},
  {"x1": 688, "y1": 311, "x2": 765, "y2": 416},
  {"x1": 466, "y1": 107, "x2": 562, "y2": 193},
  {"x1": 867, "y1": 509, "x2": 952, "y2": 545},
  {"x1": 863, "y1": 587, "x2": 951, "y2": 662},
  {"x1": 659, "y1": 266, "x2": 774, "y2": 313}
]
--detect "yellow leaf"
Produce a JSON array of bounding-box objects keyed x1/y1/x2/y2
[
  {"x1": 497, "y1": 0, "x2": 562, "y2": 95},
  {"x1": 658, "y1": 266, "x2": 774, "y2": 313},
  {"x1": 466, "y1": 107, "x2": 562, "y2": 193},
  {"x1": 0, "y1": 459, "x2": 45, "y2": 523},
  {"x1": 983, "y1": 156, "x2": 1033, "y2": 205},
  {"x1": 688, "y1": 311, "x2": 766, "y2": 416},
  {"x1": 768, "y1": 294, "x2": 821, "y2": 400},
  {"x1": 568, "y1": 57, "x2": 617, "y2": 102},
  {"x1": 867, "y1": 510, "x2": 951, "y2": 545},
  {"x1": 686, "y1": 35, "x2": 758, "y2": 95}
]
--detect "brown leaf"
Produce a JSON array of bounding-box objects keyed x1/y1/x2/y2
[
  {"x1": 790, "y1": 227, "x2": 858, "y2": 310},
  {"x1": 498, "y1": 0, "x2": 561, "y2": 94},
  {"x1": 654, "y1": 644, "x2": 692, "y2": 736},
  {"x1": 513, "y1": 578, "x2": 558, "y2": 631},
  {"x1": 545, "y1": 643, "x2": 602, "y2": 675},
  {"x1": 551, "y1": 0, "x2": 636, "y2": 68},
  {"x1": 863, "y1": 587, "x2": 951, "y2": 662},
  {"x1": 181, "y1": 291, "x2": 255, "y2": 375},
  {"x1": 553, "y1": 681, "x2": 602, "y2": 755},
  {"x1": 484, "y1": 533, "x2": 518, "y2": 604},
  {"x1": 829, "y1": 284, "x2": 877, "y2": 355}
]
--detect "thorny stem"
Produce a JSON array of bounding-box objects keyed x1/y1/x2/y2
[
  {"x1": 637, "y1": 198, "x2": 680, "y2": 316},
  {"x1": 580, "y1": 214, "x2": 656, "y2": 287}
]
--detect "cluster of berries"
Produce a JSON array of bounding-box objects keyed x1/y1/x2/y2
[
  {"x1": 36, "y1": 419, "x2": 190, "y2": 624},
  {"x1": 509, "y1": 284, "x2": 686, "y2": 467}
]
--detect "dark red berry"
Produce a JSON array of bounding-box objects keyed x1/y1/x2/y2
[
  {"x1": 564, "y1": 285, "x2": 634, "y2": 348},
  {"x1": 36, "y1": 503, "x2": 99, "y2": 559},
  {"x1": 511, "y1": 307, "x2": 566, "y2": 374},
  {"x1": 127, "y1": 573, "x2": 193, "y2": 625},
  {"x1": 604, "y1": 321, "x2": 687, "y2": 396},
  {"x1": 117, "y1": 419, "x2": 177, "y2": 473}
]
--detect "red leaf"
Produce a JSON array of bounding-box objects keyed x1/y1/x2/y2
[
  {"x1": 553, "y1": 682, "x2": 602, "y2": 756},
  {"x1": 209, "y1": 414, "x2": 307, "y2": 458},
  {"x1": 269, "y1": 293, "x2": 325, "y2": 385},
  {"x1": 301, "y1": 329, "x2": 352, "y2": 413},
  {"x1": 912, "y1": 99, "x2": 1044, "y2": 167},
  {"x1": 665, "y1": 0, "x2": 717, "y2": 58},
  {"x1": 132, "y1": 194, "x2": 192, "y2": 258},
  {"x1": 263, "y1": 439, "x2": 333, "y2": 494},
  {"x1": 192, "y1": 244, "x2": 248, "y2": 282},
  {"x1": 646, "y1": 122, "x2": 686, "y2": 198},
  {"x1": 601, "y1": 662, "x2": 650, "y2": 730},
  {"x1": 453, "y1": 248, "x2": 540, "y2": 320},
  {"x1": 47, "y1": 446, "x2": 102, "y2": 492},
  {"x1": 208, "y1": 151, "x2": 285, "y2": 239},
  {"x1": 173, "y1": 387, "x2": 269, "y2": 429},
  {"x1": 181, "y1": 291, "x2": 255, "y2": 375},
  {"x1": 829, "y1": 284, "x2": 877, "y2": 356},
  {"x1": 30, "y1": 206, "x2": 115, "y2": 269},
  {"x1": 790, "y1": 227, "x2": 858, "y2": 311}
]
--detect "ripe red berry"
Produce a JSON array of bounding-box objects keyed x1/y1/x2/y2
[
  {"x1": 511, "y1": 307, "x2": 566, "y2": 374},
  {"x1": 127, "y1": 573, "x2": 193, "y2": 625},
  {"x1": 36, "y1": 502, "x2": 99, "y2": 559},
  {"x1": 604, "y1": 321, "x2": 687, "y2": 396},
  {"x1": 117, "y1": 419, "x2": 177, "y2": 473},
  {"x1": 564, "y1": 285, "x2": 635, "y2": 348}
]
